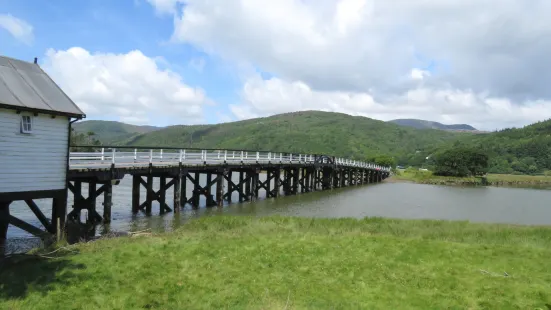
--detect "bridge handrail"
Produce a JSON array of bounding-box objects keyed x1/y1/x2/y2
[{"x1": 69, "y1": 147, "x2": 391, "y2": 172}]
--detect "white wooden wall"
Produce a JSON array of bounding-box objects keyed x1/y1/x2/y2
[{"x1": 0, "y1": 108, "x2": 69, "y2": 193}]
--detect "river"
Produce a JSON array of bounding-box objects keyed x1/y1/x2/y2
[{"x1": 5, "y1": 175, "x2": 551, "y2": 252}]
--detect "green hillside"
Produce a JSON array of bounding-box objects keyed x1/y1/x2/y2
[
  {"x1": 388, "y1": 118, "x2": 477, "y2": 131},
  {"x1": 73, "y1": 120, "x2": 159, "y2": 144},
  {"x1": 440, "y1": 119, "x2": 551, "y2": 174},
  {"x1": 115, "y1": 111, "x2": 467, "y2": 162}
]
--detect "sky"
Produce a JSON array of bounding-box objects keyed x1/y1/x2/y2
[{"x1": 1, "y1": 0, "x2": 551, "y2": 131}]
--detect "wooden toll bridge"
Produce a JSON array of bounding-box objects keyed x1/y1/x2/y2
[
  {"x1": 66, "y1": 146, "x2": 391, "y2": 226},
  {"x1": 0, "y1": 54, "x2": 391, "y2": 243}
]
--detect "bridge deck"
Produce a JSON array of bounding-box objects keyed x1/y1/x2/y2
[{"x1": 69, "y1": 147, "x2": 389, "y2": 172}]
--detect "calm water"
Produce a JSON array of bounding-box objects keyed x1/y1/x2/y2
[{"x1": 5, "y1": 176, "x2": 551, "y2": 252}]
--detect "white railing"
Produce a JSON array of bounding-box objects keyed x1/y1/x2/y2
[{"x1": 69, "y1": 148, "x2": 391, "y2": 172}]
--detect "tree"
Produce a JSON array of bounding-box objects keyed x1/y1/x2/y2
[
  {"x1": 433, "y1": 147, "x2": 488, "y2": 177},
  {"x1": 70, "y1": 128, "x2": 102, "y2": 152},
  {"x1": 370, "y1": 155, "x2": 396, "y2": 168}
]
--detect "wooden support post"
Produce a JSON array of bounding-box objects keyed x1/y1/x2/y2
[
  {"x1": 283, "y1": 168, "x2": 290, "y2": 195},
  {"x1": 73, "y1": 181, "x2": 82, "y2": 221},
  {"x1": 193, "y1": 172, "x2": 200, "y2": 208},
  {"x1": 216, "y1": 172, "x2": 224, "y2": 207},
  {"x1": 292, "y1": 168, "x2": 299, "y2": 194},
  {"x1": 206, "y1": 172, "x2": 212, "y2": 206},
  {"x1": 88, "y1": 181, "x2": 97, "y2": 223},
  {"x1": 174, "y1": 174, "x2": 181, "y2": 213},
  {"x1": 252, "y1": 171, "x2": 259, "y2": 199},
  {"x1": 227, "y1": 171, "x2": 233, "y2": 202},
  {"x1": 239, "y1": 171, "x2": 245, "y2": 202},
  {"x1": 159, "y1": 176, "x2": 167, "y2": 214},
  {"x1": 52, "y1": 194, "x2": 66, "y2": 240},
  {"x1": 132, "y1": 175, "x2": 141, "y2": 213},
  {"x1": 311, "y1": 169, "x2": 316, "y2": 191},
  {"x1": 322, "y1": 167, "x2": 331, "y2": 190},
  {"x1": 0, "y1": 201, "x2": 10, "y2": 250},
  {"x1": 181, "y1": 171, "x2": 187, "y2": 207},
  {"x1": 274, "y1": 168, "x2": 281, "y2": 197},
  {"x1": 146, "y1": 175, "x2": 153, "y2": 214},
  {"x1": 245, "y1": 171, "x2": 251, "y2": 199},
  {"x1": 266, "y1": 170, "x2": 272, "y2": 197},
  {"x1": 103, "y1": 182, "x2": 113, "y2": 223},
  {"x1": 303, "y1": 169, "x2": 309, "y2": 192}
]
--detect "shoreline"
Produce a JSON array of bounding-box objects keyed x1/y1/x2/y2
[{"x1": 388, "y1": 172, "x2": 551, "y2": 188}]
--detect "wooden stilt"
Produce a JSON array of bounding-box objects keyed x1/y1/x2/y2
[
  {"x1": 146, "y1": 175, "x2": 153, "y2": 214},
  {"x1": 174, "y1": 174, "x2": 181, "y2": 213},
  {"x1": 52, "y1": 194, "x2": 66, "y2": 240},
  {"x1": 216, "y1": 172, "x2": 224, "y2": 207},
  {"x1": 73, "y1": 181, "x2": 82, "y2": 221},
  {"x1": 245, "y1": 171, "x2": 251, "y2": 200},
  {"x1": 274, "y1": 168, "x2": 281, "y2": 197},
  {"x1": 132, "y1": 175, "x2": 141, "y2": 213},
  {"x1": 252, "y1": 171, "x2": 259, "y2": 200},
  {"x1": 266, "y1": 170, "x2": 272, "y2": 197},
  {"x1": 193, "y1": 172, "x2": 200, "y2": 208},
  {"x1": 159, "y1": 176, "x2": 167, "y2": 214},
  {"x1": 0, "y1": 201, "x2": 10, "y2": 248},
  {"x1": 239, "y1": 171, "x2": 244, "y2": 202},
  {"x1": 227, "y1": 171, "x2": 233, "y2": 202},
  {"x1": 103, "y1": 182, "x2": 112, "y2": 223},
  {"x1": 88, "y1": 181, "x2": 97, "y2": 223},
  {"x1": 181, "y1": 172, "x2": 187, "y2": 207}
]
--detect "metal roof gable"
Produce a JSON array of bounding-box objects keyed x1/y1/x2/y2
[{"x1": 0, "y1": 55, "x2": 86, "y2": 118}]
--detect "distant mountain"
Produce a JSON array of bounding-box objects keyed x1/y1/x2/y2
[
  {"x1": 73, "y1": 120, "x2": 160, "y2": 144},
  {"x1": 388, "y1": 119, "x2": 477, "y2": 131}
]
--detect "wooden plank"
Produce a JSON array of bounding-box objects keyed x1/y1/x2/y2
[
  {"x1": 24, "y1": 199, "x2": 53, "y2": 233},
  {"x1": 9, "y1": 215, "x2": 50, "y2": 238}
]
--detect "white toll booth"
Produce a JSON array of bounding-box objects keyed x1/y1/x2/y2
[{"x1": 0, "y1": 55, "x2": 86, "y2": 243}]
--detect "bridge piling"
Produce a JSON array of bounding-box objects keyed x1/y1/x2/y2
[
  {"x1": 273, "y1": 169, "x2": 281, "y2": 197},
  {"x1": 174, "y1": 172, "x2": 181, "y2": 212},
  {"x1": 216, "y1": 171, "x2": 224, "y2": 207},
  {"x1": 145, "y1": 175, "x2": 153, "y2": 214},
  {"x1": 103, "y1": 182, "x2": 112, "y2": 223},
  {"x1": 238, "y1": 171, "x2": 245, "y2": 202},
  {"x1": 159, "y1": 176, "x2": 167, "y2": 214},
  {"x1": 132, "y1": 176, "x2": 140, "y2": 213}
]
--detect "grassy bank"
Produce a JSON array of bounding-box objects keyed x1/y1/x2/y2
[
  {"x1": 2, "y1": 216, "x2": 551, "y2": 309},
  {"x1": 391, "y1": 169, "x2": 551, "y2": 187}
]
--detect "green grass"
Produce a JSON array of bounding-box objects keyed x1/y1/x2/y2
[
  {"x1": 391, "y1": 169, "x2": 551, "y2": 186},
  {"x1": 2, "y1": 216, "x2": 551, "y2": 309}
]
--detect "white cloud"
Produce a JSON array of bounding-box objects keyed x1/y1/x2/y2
[
  {"x1": 0, "y1": 14, "x2": 33, "y2": 45},
  {"x1": 410, "y1": 69, "x2": 430, "y2": 81},
  {"x1": 231, "y1": 76, "x2": 551, "y2": 131},
  {"x1": 152, "y1": 0, "x2": 551, "y2": 128},
  {"x1": 42, "y1": 47, "x2": 212, "y2": 125}
]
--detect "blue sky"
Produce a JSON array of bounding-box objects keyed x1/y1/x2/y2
[
  {"x1": 1, "y1": 0, "x2": 551, "y2": 130},
  {"x1": 0, "y1": 0, "x2": 242, "y2": 125}
]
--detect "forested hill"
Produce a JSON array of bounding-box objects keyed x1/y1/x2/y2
[
  {"x1": 388, "y1": 119, "x2": 477, "y2": 131},
  {"x1": 73, "y1": 120, "x2": 159, "y2": 144},
  {"x1": 443, "y1": 119, "x2": 551, "y2": 174},
  {"x1": 85, "y1": 111, "x2": 467, "y2": 161}
]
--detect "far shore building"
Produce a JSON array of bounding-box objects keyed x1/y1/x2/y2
[{"x1": 0, "y1": 55, "x2": 85, "y2": 244}]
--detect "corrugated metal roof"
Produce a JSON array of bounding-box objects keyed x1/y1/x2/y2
[{"x1": 0, "y1": 55, "x2": 85, "y2": 117}]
